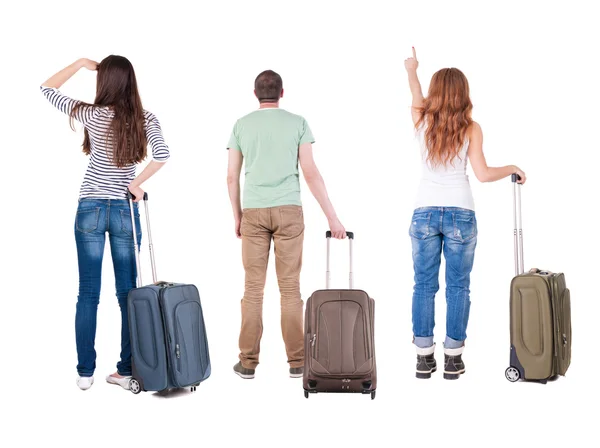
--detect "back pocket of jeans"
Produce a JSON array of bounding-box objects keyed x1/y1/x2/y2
[
  {"x1": 279, "y1": 206, "x2": 304, "y2": 238},
  {"x1": 409, "y1": 212, "x2": 431, "y2": 239},
  {"x1": 241, "y1": 209, "x2": 260, "y2": 237},
  {"x1": 120, "y1": 209, "x2": 141, "y2": 238},
  {"x1": 453, "y1": 213, "x2": 476, "y2": 242},
  {"x1": 76, "y1": 208, "x2": 100, "y2": 233}
]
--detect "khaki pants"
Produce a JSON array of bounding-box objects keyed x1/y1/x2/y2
[{"x1": 239, "y1": 205, "x2": 305, "y2": 369}]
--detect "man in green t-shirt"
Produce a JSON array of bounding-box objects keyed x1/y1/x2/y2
[{"x1": 227, "y1": 70, "x2": 346, "y2": 380}]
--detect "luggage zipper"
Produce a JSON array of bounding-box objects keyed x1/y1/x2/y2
[
  {"x1": 176, "y1": 343, "x2": 181, "y2": 359},
  {"x1": 310, "y1": 333, "x2": 317, "y2": 356},
  {"x1": 549, "y1": 275, "x2": 559, "y2": 359},
  {"x1": 341, "y1": 378, "x2": 351, "y2": 390}
]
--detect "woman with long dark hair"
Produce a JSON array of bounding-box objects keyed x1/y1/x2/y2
[
  {"x1": 404, "y1": 48, "x2": 525, "y2": 380},
  {"x1": 41, "y1": 56, "x2": 170, "y2": 390}
]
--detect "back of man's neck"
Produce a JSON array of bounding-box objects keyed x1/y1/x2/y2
[{"x1": 259, "y1": 102, "x2": 279, "y2": 109}]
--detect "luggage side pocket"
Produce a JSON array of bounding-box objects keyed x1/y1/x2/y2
[
  {"x1": 518, "y1": 287, "x2": 544, "y2": 356},
  {"x1": 559, "y1": 289, "x2": 572, "y2": 375},
  {"x1": 316, "y1": 310, "x2": 330, "y2": 371},
  {"x1": 128, "y1": 287, "x2": 169, "y2": 392},
  {"x1": 171, "y1": 299, "x2": 209, "y2": 387}
]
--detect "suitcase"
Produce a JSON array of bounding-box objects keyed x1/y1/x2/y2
[
  {"x1": 303, "y1": 231, "x2": 377, "y2": 399},
  {"x1": 126, "y1": 192, "x2": 211, "y2": 394},
  {"x1": 505, "y1": 175, "x2": 571, "y2": 383}
]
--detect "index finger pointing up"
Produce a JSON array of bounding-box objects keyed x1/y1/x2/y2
[{"x1": 412, "y1": 46, "x2": 417, "y2": 60}]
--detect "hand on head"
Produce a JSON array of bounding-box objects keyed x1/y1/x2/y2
[{"x1": 80, "y1": 58, "x2": 99, "y2": 71}]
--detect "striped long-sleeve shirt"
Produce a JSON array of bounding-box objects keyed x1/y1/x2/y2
[{"x1": 41, "y1": 86, "x2": 170, "y2": 199}]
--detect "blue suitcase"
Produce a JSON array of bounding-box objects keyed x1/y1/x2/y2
[{"x1": 126, "y1": 193, "x2": 211, "y2": 394}]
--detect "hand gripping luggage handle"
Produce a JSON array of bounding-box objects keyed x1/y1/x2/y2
[
  {"x1": 511, "y1": 175, "x2": 524, "y2": 276},
  {"x1": 128, "y1": 192, "x2": 158, "y2": 287},
  {"x1": 325, "y1": 231, "x2": 354, "y2": 289}
]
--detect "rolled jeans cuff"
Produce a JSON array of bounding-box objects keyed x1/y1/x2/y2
[
  {"x1": 414, "y1": 336, "x2": 434, "y2": 349},
  {"x1": 444, "y1": 336, "x2": 464, "y2": 349}
]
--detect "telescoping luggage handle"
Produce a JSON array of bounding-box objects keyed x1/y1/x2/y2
[
  {"x1": 128, "y1": 192, "x2": 158, "y2": 287},
  {"x1": 512, "y1": 174, "x2": 524, "y2": 276},
  {"x1": 325, "y1": 231, "x2": 355, "y2": 289}
]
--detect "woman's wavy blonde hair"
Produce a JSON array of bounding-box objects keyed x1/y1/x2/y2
[{"x1": 416, "y1": 68, "x2": 473, "y2": 167}]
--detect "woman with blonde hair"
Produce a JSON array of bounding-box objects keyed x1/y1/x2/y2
[{"x1": 405, "y1": 48, "x2": 525, "y2": 380}]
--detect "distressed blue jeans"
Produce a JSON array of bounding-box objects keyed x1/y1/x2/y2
[
  {"x1": 74, "y1": 199, "x2": 141, "y2": 377},
  {"x1": 409, "y1": 207, "x2": 477, "y2": 349}
]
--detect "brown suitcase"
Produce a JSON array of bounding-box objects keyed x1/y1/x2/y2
[{"x1": 303, "y1": 231, "x2": 377, "y2": 399}]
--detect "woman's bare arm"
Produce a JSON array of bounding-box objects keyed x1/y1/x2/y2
[
  {"x1": 405, "y1": 47, "x2": 424, "y2": 125},
  {"x1": 467, "y1": 122, "x2": 526, "y2": 183},
  {"x1": 42, "y1": 58, "x2": 98, "y2": 88}
]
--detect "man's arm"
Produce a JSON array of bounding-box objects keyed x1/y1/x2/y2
[
  {"x1": 299, "y1": 143, "x2": 345, "y2": 239},
  {"x1": 227, "y1": 149, "x2": 244, "y2": 238}
]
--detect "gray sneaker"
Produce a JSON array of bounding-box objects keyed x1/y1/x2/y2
[
  {"x1": 233, "y1": 362, "x2": 255, "y2": 379},
  {"x1": 289, "y1": 366, "x2": 304, "y2": 378}
]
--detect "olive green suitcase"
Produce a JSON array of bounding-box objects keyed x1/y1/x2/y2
[{"x1": 505, "y1": 175, "x2": 572, "y2": 383}]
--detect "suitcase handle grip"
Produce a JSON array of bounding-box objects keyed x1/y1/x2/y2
[
  {"x1": 127, "y1": 191, "x2": 149, "y2": 201},
  {"x1": 326, "y1": 230, "x2": 354, "y2": 239},
  {"x1": 511, "y1": 174, "x2": 522, "y2": 183}
]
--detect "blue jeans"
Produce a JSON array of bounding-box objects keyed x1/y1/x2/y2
[
  {"x1": 409, "y1": 207, "x2": 477, "y2": 349},
  {"x1": 74, "y1": 199, "x2": 141, "y2": 377}
]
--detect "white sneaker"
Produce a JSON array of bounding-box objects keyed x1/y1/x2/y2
[
  {"x1": 77, "y1": 376, "x2": 94, "y2": 390},
  {"x1": 106, "y1": 374, "x2": 131, "y2": 390}
]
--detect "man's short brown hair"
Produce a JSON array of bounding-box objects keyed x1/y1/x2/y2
[{"x1": 255, "y1": 70, "x2": 283, "y2": 103}]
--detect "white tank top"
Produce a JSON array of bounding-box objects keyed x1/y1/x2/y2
[{"x1": 414, "y1": 125, "x2": 475, "y2": 211}]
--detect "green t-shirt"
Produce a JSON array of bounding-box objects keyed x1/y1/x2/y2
[{"x1": 227, "y1": 108, "x2": 315, "y2": 209}]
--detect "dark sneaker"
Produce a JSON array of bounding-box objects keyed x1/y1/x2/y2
[
  {"x1": 233, "y1": 362, "x2": 255, "y2": 379},
  {"x1": 289, "y1": 366, "x2": 304, "y2": 378},
  {"x1": 415, "y1": 344, "x2": 437, "y2": 379},
  {"x1": 443, "y1": 346, "x2": 466, "y2": 380}
]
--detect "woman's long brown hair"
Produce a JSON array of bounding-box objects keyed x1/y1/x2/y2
[
  {"x1": 71, "y1": 55, "x2": 147, "y2": 168},
  {"x1": 416, "y1": 68, "x2": 473, "y2": 167}
]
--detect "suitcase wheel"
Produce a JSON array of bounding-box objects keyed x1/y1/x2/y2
[
  {"x1": 129, "y1": 378, "x2": 142, "y2": 394},
  {"x1": 371, "y1": 390, "x2": 376, "y2": 400},
  {"x1": 505, "y1": 367, "x2": 520, "y2": 382},
  {"x1": 304, "y1": 390, "x2": 309, "y2": 399}
]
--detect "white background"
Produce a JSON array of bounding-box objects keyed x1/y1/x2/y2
[{"x1": 1, "y1": 0, "x2": 598, "y2": 446}]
